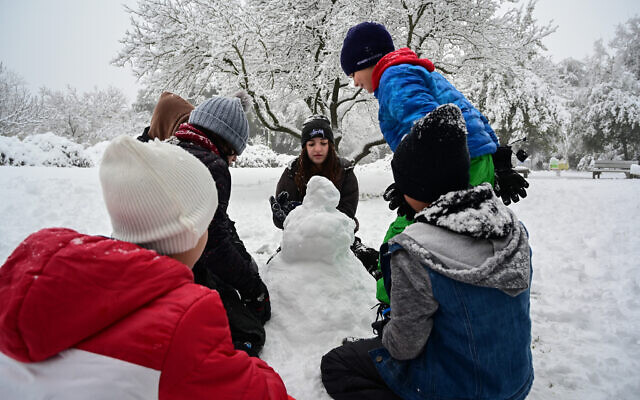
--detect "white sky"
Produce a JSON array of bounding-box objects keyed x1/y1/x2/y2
[{"x1": 1, "y1": 0, "x2": 639, "y2": 104}]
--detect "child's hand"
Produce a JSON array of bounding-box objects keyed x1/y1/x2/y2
[
  {"x1": 492, "y1": 146, "x2": 529, "y2": 205},
  {"x1": 269, "y1": 192, "x2": 301, "y2": 229},
  {"x1": 383, "y1": 183, "x2": 416, "y2": 220},
  {"x1": 269, "y1": 194, "x2": 288, "y2": 229}
]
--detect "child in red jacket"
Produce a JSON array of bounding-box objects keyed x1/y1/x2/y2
[{"x1": 0, "y1": 135, "x2": 292, "y2": 399}]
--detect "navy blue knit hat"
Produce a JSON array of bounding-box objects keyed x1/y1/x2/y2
[
  {"x1": 392, "y1": 104, "x2": 470, "y2": 204},
  {"x1": 340, "y1": 22, "x2": 395, "y2": 77}
]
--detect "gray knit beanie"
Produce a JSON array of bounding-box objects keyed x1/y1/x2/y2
[{"x1": 189, "y1": 91, "x2": 251, "y2": 155}]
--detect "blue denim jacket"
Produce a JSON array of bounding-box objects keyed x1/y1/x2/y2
[
  {"x1": 372, "y1": 188, "x2": 533, "y2": 400},
  {"x1": 374, "y1": 243, "x2": 532, "y2": 399}
]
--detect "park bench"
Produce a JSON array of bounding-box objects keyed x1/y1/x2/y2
[
  {"x1": 590, "y1": 160, "x2": 637, "y2": 179},
  {"x1": 514, "y1": 165, "x2": 530, "y2": 178}
]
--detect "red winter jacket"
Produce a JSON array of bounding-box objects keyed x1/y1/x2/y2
[{"x1": 0, "y1": 228, "x2": 291, "y2": 400}]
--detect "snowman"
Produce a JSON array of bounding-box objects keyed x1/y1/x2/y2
[{"x1": 261, "y1": 176, "x2": 377, "y2": 399}]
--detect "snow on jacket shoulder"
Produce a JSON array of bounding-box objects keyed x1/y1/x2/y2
[{"x1": 0, "y1": 228, "x2": 289, "y2": 400}]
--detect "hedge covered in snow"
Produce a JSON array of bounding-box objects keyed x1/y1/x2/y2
[{"x1": 0, "y1": 133, "x2": 296, "y2": 168}]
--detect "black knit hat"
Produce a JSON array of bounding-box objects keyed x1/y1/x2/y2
[
  {"x1": 391, "y1": 104, "x2": 470, "y2": 204},
  {"x1": 340, "y1": 22, "x2": 395, "y2": 76},
  {"x1": 301, "y1": 115, "x2": 334, "y2": 147}
]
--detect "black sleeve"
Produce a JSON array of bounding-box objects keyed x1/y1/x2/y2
[
  {"x1": 337, "y1": 167, "x2": 359, "y2": 220},
  {"x1": 195, "y1": 152, "x2": 262, "y2": 297},
  {"x1": 275, "y1": 165, "x2": 302, "y2": 202}
]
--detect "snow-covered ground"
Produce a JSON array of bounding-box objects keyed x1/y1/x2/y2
[{"x1": 1, "y1": 166, "x2": 639, "y2": 400}]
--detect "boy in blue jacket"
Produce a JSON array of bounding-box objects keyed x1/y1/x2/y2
[
  {"x1": 321, "y1": 104, "x2": 533, "y2": 400},
  {"x1": 340, "y1": 21, "x2": 529, "y2": 304}
]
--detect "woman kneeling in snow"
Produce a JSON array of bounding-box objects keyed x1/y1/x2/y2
[{"x1": 269, "y1": 114, "x2": 379, "y2": 275}]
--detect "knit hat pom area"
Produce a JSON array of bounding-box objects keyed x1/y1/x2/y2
[
  {"x1": 99, "y1": 135, "x2": 218, "y2": 255},
  {"x1": 340, "y1": 21, "x2": 395, "y2": 76},
  {"x1": 189, "y1": 91, "x2": 251, "y2": 155},
  {"x1": 391, "y1": 104, "x2": 470, "y2": 204}
]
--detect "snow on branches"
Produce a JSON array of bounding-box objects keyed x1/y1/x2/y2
[{"x1": 114, "y1": 0, "x2": 554, "y2": 162}]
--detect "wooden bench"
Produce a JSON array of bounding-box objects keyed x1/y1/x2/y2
[
  {"x1": 514, "y1": 166, "x2": 530, "y2": 178},
  {"x1": 590, "y1": 160, "x2": 637, "y2": 179}
]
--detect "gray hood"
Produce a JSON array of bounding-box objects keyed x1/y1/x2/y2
[{"x1": 390, "y1": 184, "x2": 531, "y2": 296}]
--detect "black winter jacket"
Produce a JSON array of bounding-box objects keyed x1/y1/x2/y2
[
  {"x1": 275, "y1": 157, "x2": 359, "y2": 225},
  {"x1": 174, "y1": 135, "x2": 262, "y2": 299}
]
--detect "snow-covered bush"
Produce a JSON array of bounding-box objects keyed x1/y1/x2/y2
[
  {"x1": 82, "y1": 141, "x2": 110, "y2": 167},
  {"x1": 0, "y1": 133, "x2": 299, "y2": 169},
  {"x1": 234, "y1": 144, "x2": 296, "y2": 168},
  {"x1": 0, "y1": 132, "x2": 92, "y2": 167}
]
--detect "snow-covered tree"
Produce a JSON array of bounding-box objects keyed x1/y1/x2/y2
[
  {"x1": 39, "y1": 86, "x2": 148, "y2": 144},
  {"x1": 0, "y1": 63, "x2": 45, "y2": 137},
  {"x1": 580, "y1": 22, "x2": 640, "y2": 161},
  {"x1": 114, "y1": 0, "x2": 553, "y2": 162},
  {"x1": 611, "y1": 17, "x2": 640, "y2": 81}
]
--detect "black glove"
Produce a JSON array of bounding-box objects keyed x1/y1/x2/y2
[
  {"x1": 383, "y1": 183, "x2": 415, "y2": 220},
  {"x1": 371, "y1": 319, "x2": 390, "y2": 337},
  {"x1": 242, "y1": 280, "x2": 271, "y2": 324},
  {"x1": 269, "y1": 192, "x2": 301, "y2": 229},
  {"x1": 371, "y1": 303, "x2": 391, "y2": 337},
  {"x1": 493, "y1": 146, "x2": 529, "y2": 206},
  {"x1": 351, "y1": 237, "x2": 381, "y2": 279},
  {"x1": 136, "y1": 126, "x2": 151, "y2": 142}
]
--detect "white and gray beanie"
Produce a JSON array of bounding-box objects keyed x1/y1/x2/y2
[
  {"x1": 99, "y1": 135, "x2": 217, "y2": 255},
  {"x1": 189, "y1": 91, "x2": 251, "y2": 155}
]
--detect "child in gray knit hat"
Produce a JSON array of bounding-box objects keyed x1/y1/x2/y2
[{"x1": 172, "y1": 91, "x2": 271, "y2": 357}]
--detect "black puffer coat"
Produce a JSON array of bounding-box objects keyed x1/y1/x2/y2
[
  {"x1": 275, "y1": 157, "x2": 359, "y2": 224},
  {"x1": 172, "y1": 129, "x2": 262, "y2": 299}
]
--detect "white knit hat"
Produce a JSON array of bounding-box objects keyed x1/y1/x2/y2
[{"x1": 99, "y1": 135, "x2": 217, "y2": 255}]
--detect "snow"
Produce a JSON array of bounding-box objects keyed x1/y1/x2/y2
[{"x1": 1, "y1": 167, "x2": 640, "y2": 399}]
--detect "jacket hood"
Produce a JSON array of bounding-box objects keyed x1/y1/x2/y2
[
  {"x1": 372, "y1": 47, "x2": 435, "y2": 92},
  {"x1": 148, "y1": 92, "x2": 194, "y2": 141},
  {"x1": 391, "y1": 184, "x2": 531, "y2": 296},
  {"x1": 0, "y1": 228, "x2": 194, "y2": 363}
]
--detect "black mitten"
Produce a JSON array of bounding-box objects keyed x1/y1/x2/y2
[
  {"x1": 269, "y1": 192, "x2": 301, "y2": 229},
  {"x1": 351, "y1": 237, "x2": 381, "y2": 279},
  {"x1": 382, "y1": 183, "x2": 416, "y2": 220},
  {"x1": 242, "y1": 280, "x2": 271, "y2": 324},
  {"x1": 269, "y1": 193, "x2": 288, "y2": 229},
  {"x1": 493, "y1": 146, "x2": 529, "y2": 206}
]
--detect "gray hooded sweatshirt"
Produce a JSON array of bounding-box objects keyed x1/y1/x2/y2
[{"x1": 382, "y1": 183, "x2": 531, "y2": 360}]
